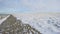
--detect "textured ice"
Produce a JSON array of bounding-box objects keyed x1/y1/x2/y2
[
  {"x1": 16, "y1": 14, "x2": 60, "y2": 34},
  {"x1": 0, "y1": 14, "x2": 60, "y2": 34}
]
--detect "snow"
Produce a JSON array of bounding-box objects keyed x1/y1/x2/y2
[
  {"x1": 0, "y1": 14, "x2": 60, "y2": 34},
  {"x1": 0, "y1": 15, "x2": 10, "y2": 24},
  {"x1": 16, "y1": 14, "x2": 60, "y2": 34}
]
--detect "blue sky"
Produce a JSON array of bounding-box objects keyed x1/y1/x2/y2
[{"x1": 0, "y1": 0, "x2": 60, "y2": 14}]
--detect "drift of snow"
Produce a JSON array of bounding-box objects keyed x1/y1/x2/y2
[{"x1": 0, "y1": 15, "x2": 10, "y2": 24}]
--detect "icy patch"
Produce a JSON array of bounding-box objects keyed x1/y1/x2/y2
[
  {"x1": 0, "y1": 15, "x2": 10, "y2": 24},
  {"x1": 16, "y1": 15, "x2": 60, "y2": 34}
]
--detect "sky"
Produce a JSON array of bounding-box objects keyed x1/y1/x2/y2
[{"x1": 0, "y1": 0, "x2": 60, "y2": 14}]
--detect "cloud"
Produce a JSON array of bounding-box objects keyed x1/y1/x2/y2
[
  {"x1": 0, "y1": 0, "x2": 60, "y2": 13},
  {"x1": 20, "y1": 0, "x2": 60, "y2": 12}
]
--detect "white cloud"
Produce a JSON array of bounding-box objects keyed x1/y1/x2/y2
[
  {"x1": 21, "y1": 0, "x2": 60, "y2": 12},
  {"x1": 0, "y1": 0, "x2": 60, "y2": 13}
]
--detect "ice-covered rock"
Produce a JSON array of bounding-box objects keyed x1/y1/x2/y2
[{"x1": 0, "y1": 14, "x2": 41, "y2": 34}]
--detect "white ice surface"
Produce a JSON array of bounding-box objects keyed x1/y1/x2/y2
[
  {"x1": 16, "y1": 14, "x2": 60, "y2": 34},
  {"x1": 0, "y1": 14, "x2": 60, "y2": 34}
]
